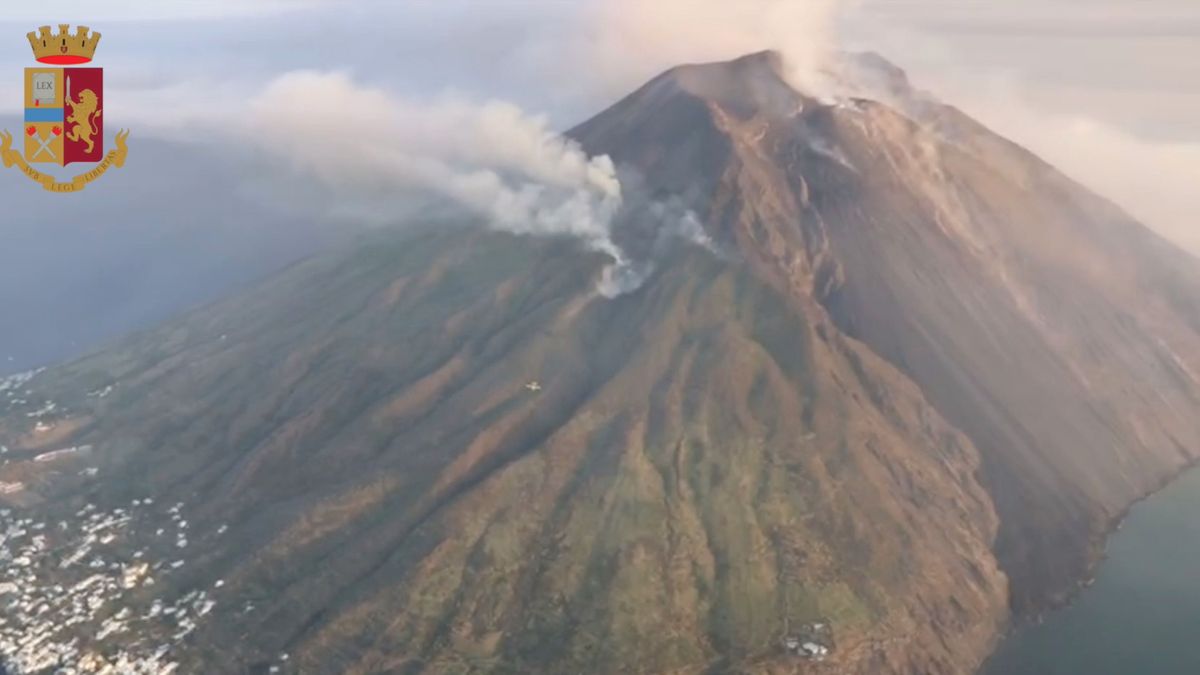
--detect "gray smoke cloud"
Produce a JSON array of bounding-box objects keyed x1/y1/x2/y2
[{"x1": 241, "y1": 71, "x2": 644, "y2": 296}]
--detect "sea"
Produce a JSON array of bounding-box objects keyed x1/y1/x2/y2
[{"x1": 984, "y1": 466, "x2": 1200, "y2": 674}]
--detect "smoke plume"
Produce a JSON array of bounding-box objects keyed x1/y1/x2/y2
[{"x1": 244, "y1": 71, "x2": 640, "y2": 296}]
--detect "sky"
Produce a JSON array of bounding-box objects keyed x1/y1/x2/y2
[
  {"x1": 0, "y1": 0, "x2": 1198, "y2": 370},
  {"x1": 0, "y1": 0, "x2": 1194, "y2": 250}
]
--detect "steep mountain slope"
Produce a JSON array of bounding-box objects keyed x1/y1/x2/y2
[
  {"x1": 573, "y1": 50, "x2": 1200, "y2": 613},
  {"x1": 2, "y1": 227, "x2": 1005, "y2": 673},
  {"x1": 2, "y1": 51, "x2": 1200, "y2": 675}
]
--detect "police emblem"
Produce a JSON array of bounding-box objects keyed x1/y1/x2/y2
[{"x1": 0, "y1": 25, "x2": 129, "y2": 192}]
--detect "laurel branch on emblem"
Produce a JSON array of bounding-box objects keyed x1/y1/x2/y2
[{"x1": 0, "y1": 130, "x2": 19, "y2": 168}]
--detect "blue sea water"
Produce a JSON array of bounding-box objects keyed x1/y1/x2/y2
[{"x1": 985, "y1": 467, "x2": 1200, "y2": 674}]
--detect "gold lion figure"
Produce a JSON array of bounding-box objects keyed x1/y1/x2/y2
[{"x1": 66, "y1": 89, "x2": 102, "y2": 154}]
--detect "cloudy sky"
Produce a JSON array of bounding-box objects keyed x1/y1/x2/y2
[
  {"x1": 1, "y1": 0, "x2": 1195, "y2": 252},
  {"x1": 0, "y1": 1, "x2": 1197, "y2": 372}
]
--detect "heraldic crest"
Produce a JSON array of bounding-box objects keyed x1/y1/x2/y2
[{"x1": 1, "y1": 24, "x2": 130, "y2": 192}]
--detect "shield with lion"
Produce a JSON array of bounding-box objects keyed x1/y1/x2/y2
[
  {"x1": 23, "y1": 66, "x2": 103, "y2": 166},
  {"x1": 1, "y1": 25, "x2": 129, "y2": 193}
]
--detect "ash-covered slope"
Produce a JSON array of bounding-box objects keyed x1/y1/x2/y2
[{"x1": 574, "y1": 50, "x2": 1200, "y2": 614}]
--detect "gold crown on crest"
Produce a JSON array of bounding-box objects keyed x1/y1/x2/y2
[{"x1": 27, "y1": 25, "x2": 101, "y2": 65}]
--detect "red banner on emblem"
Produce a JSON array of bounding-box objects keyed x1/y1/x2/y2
[{"x1": 63, "y1": 67, "x2": 102, "y2": 165}]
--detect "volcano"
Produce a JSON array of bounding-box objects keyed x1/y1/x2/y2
[{"x1": 3, "y1": 51, "x2": 1200, "y2": 674}]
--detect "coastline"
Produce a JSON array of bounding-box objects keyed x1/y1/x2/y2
[{"x1": 977, "y1": 454, "x2": 1200, "y2": 673}]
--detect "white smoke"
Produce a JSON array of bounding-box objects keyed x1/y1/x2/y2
[{"x1": 243, "y1": 71, "x2": 638, "y2": 296}]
